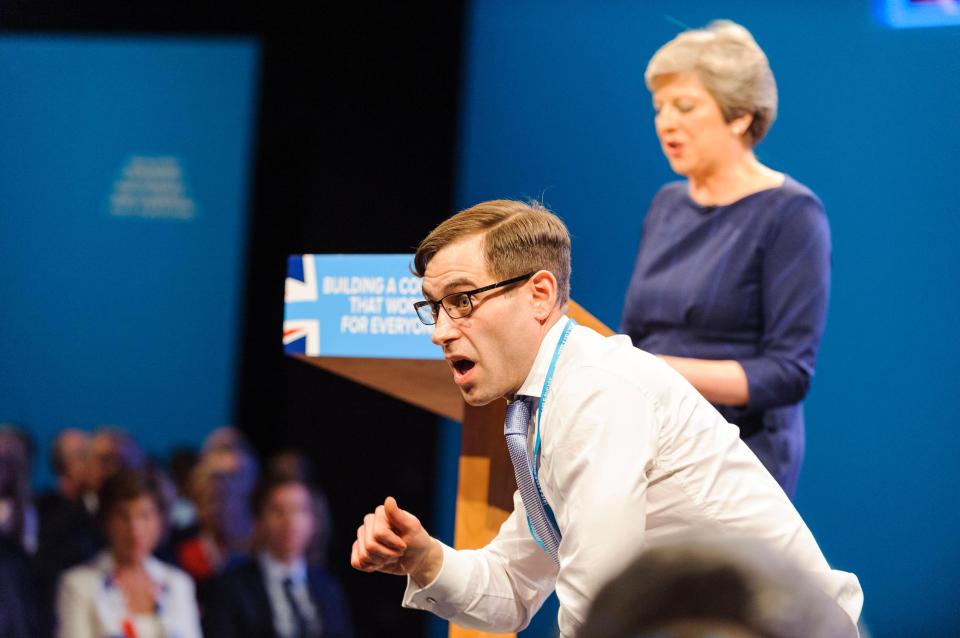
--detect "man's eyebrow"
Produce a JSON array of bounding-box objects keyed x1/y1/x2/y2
[{"x1": 422, "y1": 277, "x2": 477, "y2": 301}]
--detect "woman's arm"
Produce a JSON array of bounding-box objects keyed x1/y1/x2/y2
[
  {"x1": 658, "y1": 194, "x2": 830, "y2": 410},
  {"x1": 658, "y1": 356, "x2": 749, "y2": 406}
]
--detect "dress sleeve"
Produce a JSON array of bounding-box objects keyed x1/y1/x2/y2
[{"x1": 738, "y1": 193, "x2": 831, "y2": 411}]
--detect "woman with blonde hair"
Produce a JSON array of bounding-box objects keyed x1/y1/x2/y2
[{"x1": 621, "y1": 20, "x2": 831, "y2": 497}]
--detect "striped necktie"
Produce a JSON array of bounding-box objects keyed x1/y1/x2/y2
[
  {"x1": 504, "y1": 396, "x2": 561, "y2": 562},
  {"x1": 282, "y1": 576, "x2": 310, "y2": 638}
]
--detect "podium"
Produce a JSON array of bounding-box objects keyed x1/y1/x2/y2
[{"x1": 284, "y1": 255, "x2": 613, "y2": 638}]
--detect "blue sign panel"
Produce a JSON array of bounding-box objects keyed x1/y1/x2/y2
[{"x1": 284, "y1": 255, "x2": 440, "y2": 359}]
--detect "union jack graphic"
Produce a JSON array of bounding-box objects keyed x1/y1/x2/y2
[{"x1": 283, "y1": 255, "x2": 320, "y2": 355}]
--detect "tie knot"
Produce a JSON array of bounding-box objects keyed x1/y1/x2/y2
[{"x1": 504, "y1": 396, "x2": 533, "y2": 437}]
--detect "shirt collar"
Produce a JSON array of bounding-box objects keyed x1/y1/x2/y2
[
  {"x1": 259, "y1": 550, "x2": 307, "y2": 585},
  {"x1": 515, "y1": 316, "x2": 570, "y2": 401}
]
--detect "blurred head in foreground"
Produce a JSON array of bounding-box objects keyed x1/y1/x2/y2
[{"x1": 578, "y1": 539, "x2": 856, "y2": 638}]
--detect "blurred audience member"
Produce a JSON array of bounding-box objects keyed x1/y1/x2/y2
[
  {"x1": 578, "y1": 540, "x2": 857, "y2": 638},
  {"x1": 36, "y1": 429, "x2": 102, "y2": 638},
  {"x1": 176, "y1": 428, "x2": 258, "y2": 598},
  {"x1": 203, "y1": 473, "x2": 352, "y2": 638},
  {"x1": 0, "y1": 426, "x2": 33, "y2": 552},
  {"x1": 0, "y1": 534, "x2": 38, "y2": 638},
  {"x1": 202, "y1": 425, "x2": 253, "y2": 457},
  {"x1": 56, "y1": 469, "x2": 201, "y2": 638},
  {"x1": 0, "y1": 426, "x2": 39, "y2": 638},
  {"x1": 267, "y1": 449, "x2": 315, "y2": 484},
  {"x1": 87, "y1": 427, "x2": 148, "y2": 507},
  {"x1": 168, "y1": 447, "x2": 200, "y2": 536}
]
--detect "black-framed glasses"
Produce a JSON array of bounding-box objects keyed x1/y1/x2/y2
[{"x1": 413, "y1": 272, "x2": 534, "y2": 325}]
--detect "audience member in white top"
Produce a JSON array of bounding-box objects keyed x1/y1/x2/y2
[{"x1": 56, "y1": 468, "x2": 201, "y2": 638}]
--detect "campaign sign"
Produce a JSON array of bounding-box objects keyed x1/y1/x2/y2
[{"x1": 284, "y1": 254, "x2": 440, "y2": 359}]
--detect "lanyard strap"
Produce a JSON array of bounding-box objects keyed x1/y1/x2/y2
[{"x1": 524, "y1": 318, "x2": 574, "y2": 550}]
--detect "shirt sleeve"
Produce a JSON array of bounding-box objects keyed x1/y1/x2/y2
[
  {"x1": 739, "y1": 194, "x2": 831, "y2": 410},
  {"x1": 402, "y1": 494, "x2": 559, "y2": 633},
  {"x1": 545, "y1": 365, "x2": 658, "y2": 636}
]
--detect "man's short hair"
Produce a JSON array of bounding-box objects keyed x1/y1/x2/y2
[
  {"x1": 413, "y1": 199, "x2": 572, "y2": 306},
  {"x1": 578, "y1": 540, "x2": 855, "y2": 638}
]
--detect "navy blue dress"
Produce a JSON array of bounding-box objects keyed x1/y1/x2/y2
[{"x1": 621, "y1": 176, "x2": 831, "y2": 497}]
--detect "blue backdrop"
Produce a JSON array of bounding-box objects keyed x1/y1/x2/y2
[
  {"x1": 447, "y1": 1, "x2": 960, "y2": 635},
  {"x1": 0, "y1": 36, "x2": 259, "y2": 487}
]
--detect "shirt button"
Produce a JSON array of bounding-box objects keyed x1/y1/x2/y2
[{"x1": 425, "y1": 597, "x2": 436, "y2": 605}]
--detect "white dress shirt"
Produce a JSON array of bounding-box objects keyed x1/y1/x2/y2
[
  {"x1": 404, "y1": 317, "x2": 863, "y2": 637},
  {"x1": 56, "y1": 550, "x2": 201, "y2": 638},
  {"x1": 259, "y1": 552, "x2": 321, "y2": 638}
]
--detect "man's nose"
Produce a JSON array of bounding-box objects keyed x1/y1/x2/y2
[{"x1": 431, "y1": 308, "x2": 459, "y2": 346}]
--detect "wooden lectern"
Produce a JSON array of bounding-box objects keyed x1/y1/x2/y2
[{"x1": 285, "y1": 257, "x2": 611, "y2": 637}]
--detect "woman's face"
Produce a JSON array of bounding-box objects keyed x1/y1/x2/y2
[
  {"x1": 105, "y1": 495, "x2": 161, "y2": 564},
  {"x1": 652, "y1": 72, "x2": 744, "y2": 179}
]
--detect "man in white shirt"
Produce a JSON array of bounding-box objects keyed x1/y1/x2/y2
[{"x1": 350, "y1": 199, "x2": 862, "y2": 637}]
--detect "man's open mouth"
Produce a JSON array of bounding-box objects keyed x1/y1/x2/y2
[{"x1": 453, "y1": 359, "x2": 475, "y2": 375}]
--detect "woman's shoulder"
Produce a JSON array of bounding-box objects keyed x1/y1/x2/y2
[
  {"x1": 61, "y1": 550, "x2": 112, "y2": 583},
  {"x1": 146, "y1": 556, "x2": 196, "y2": 592},
  {"x1": 773, "y1": 175, "x2": 825, "y2": 212},
  {"x1": 652, "y1": 180, "x2": 689, "y2": 204}
]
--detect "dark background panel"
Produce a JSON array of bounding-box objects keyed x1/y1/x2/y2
[{"x1": 2, "y1": 3, "x2": 465, "y2": 637}]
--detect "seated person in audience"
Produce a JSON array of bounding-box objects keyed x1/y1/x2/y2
[
  {"x1": 36, "y1": 429, "x2": 102, "y2": 638},
  {"x1": 175, "y1": 439, "x2": 258, "y2": 599},
  {"x1": 0, "y1": 428, "x2": 38, "y2": 638},
  {"x1": 56, "y1": 468, "x2": 201, "y2": 638},
  {"x1": 167, "y1": 447, "x2": 200, "y2": 540},
  {"x1": 577, "y1": 539, "x2": 856, "y2": 638},
  {"x1": 0, "y1": 426, "x2": 33, "y2": 552},
  {"x1": 0, "y1": 534, "x2": 38, "y2": 638},
  {"x1": 203, "y1": 472, "x2": 352, "y2": 638}
]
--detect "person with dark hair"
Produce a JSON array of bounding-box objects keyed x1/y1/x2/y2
[
  {"x1": 203, "y1": 473, "x2": 352, "y2": 638},
  {"x1": 0, "y1": 534, "x2": 38, "y2": 638},
  {"x1": 175, "y1": 437, "x2": 258, "y2": 600},
  {"x1": 87, "y1": 427, "x2": 148, "y2": 505},
  {"x1": 56, "y1": 469, "x2": 201, "y2": 638},
  {"x1": 35, "y1": 429, "x2": 102, "y2": 638},
  {"x1": 0, "y1": 427, "x2": 33, "y2": 551},
  {"x1": 167, "y1": 447, "x2": 200, "y2": 536},
  {"x1": 578, "y1": 540, "x2": 857, "y2": 638},
  {"x1": 0, "y1": 427, "x2": 38, "y2": 638}
]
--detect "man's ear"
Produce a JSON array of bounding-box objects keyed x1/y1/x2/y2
[{"x1": 529, "y1": 270, "x2": 558, "y2": 321}]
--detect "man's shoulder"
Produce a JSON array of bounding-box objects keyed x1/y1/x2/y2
[
  {"x1": 208, "y1": 556, "x2": 263, "y2": 594},
  {"x1": 557, "y1": 327, "x2": 668, "y2": 396},
  {"x1": 559, "y1": 326, "x2": 709, "y2": 408}
]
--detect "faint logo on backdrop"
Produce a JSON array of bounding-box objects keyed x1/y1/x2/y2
[{"x1": 109, "y1": 155, "x2": 196, "y2": 220}]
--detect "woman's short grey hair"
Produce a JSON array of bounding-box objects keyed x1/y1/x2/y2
[{"x1": 645, "y1": 20, "x2": 778, "y2": 146}]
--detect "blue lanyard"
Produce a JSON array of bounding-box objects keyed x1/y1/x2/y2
[
  {"x1": 524, "y1": 318, "x2": 574, "y2": 551},
  {"x1": 533, "y1": 317, "x2": 575, "y2": 472}
]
